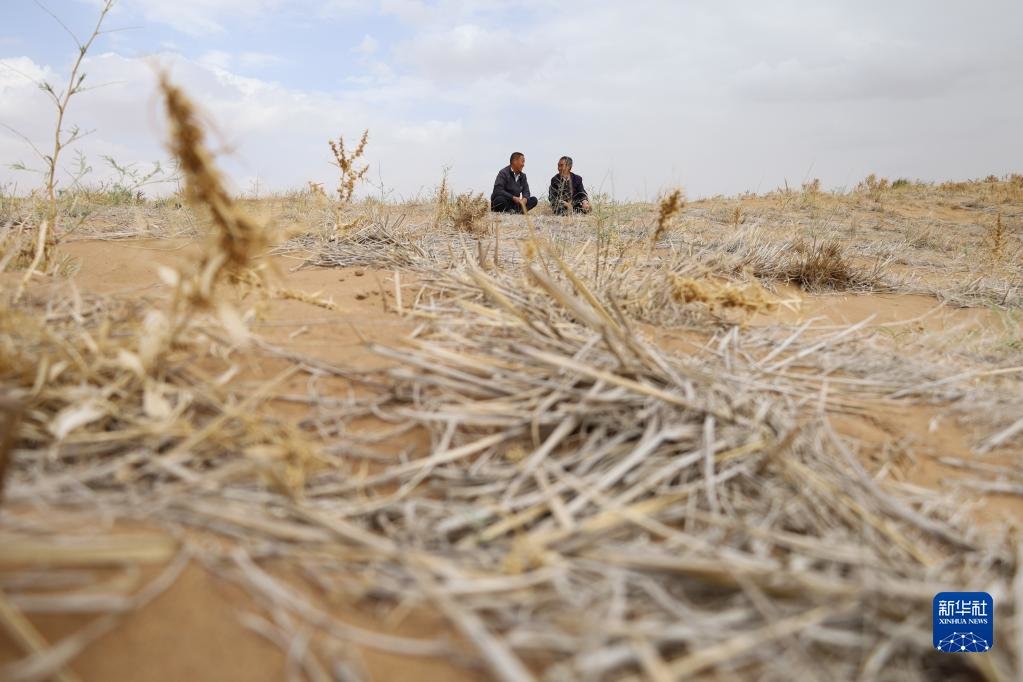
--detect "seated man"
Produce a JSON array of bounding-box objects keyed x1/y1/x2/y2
[
  {"x1": 491, "y1": 152, "x2": 538, "y2": 213},
  {"x1": 548, "y1": 156, "x2": 591, "y2": 215}
]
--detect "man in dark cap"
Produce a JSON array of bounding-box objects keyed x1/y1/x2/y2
[
  {"x1": 491, "y1": 152, "x2": 538, "y2": 213},
  {"x1": 548, "y1": 156, "x2": 591, "y2": 215}
]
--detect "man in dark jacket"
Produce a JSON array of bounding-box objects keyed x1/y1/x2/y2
[
  {"x1": 491, "y1": 152, "x2": 538, "y2": 213},
  {"x1": 548, "y1": 156, "x2": 591, "y2": 215}
]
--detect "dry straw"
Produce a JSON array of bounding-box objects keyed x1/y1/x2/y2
[
  {"x1": 651, "y1": 189, "x2": 684, "y2": 245},
  {"x1": 670, "y1": 275, "x2": 774, "y2": 314},
  {"x1": 451, "y1": 191, "x2": 490, "y2": 234},
  {"x1": 3, "y1": 76, "x2": 1022, "y2": 681},
  {"x1": 159, "y1": 73, "x2": 269, "y2": 311}
]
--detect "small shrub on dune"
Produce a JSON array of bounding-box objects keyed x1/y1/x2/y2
[
  {"x1": 328, "y1": 130, "x2": 369, "y2": 204},
  {"x1": 786, "y1": 238, "x2": 861, "y2": 290},
  {"x1": 451, "y1": 191, "x2": 489, "y2": 233},
  {"x1": 857, "y1": 173, "x2": 889, "y2": 207},
  {"x1": 938, "y1": 180, "x2": 972, "y2": 194}
]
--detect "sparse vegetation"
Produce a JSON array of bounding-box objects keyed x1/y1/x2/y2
[
  {"x1": 786, "y1": 238, "x2": 864, "y2": 289},
  {"x1": 857, "y1": 172, "x2": 890, "y2": 208},
  {"x1": 4, "y1": 162, "x2": 1023, "y2": 679},
  {"x1": 307, "y1": 181, "x2": 326, "y2": 197},
  {"x1": 451, "y1": 190, "x2": 489, "y2": 233},
  {"x1": 8, "y1": 0, "x2": 116, "y2": 267},
  {"x1": 2, "y1": 40, "x2": 1022, "y2": 680},
  {"x1": 328, "y1": 129, "x2": 370, "y2": 204},
  {"x1": 730, "y1": 204, "x2": 744, "y2": 229}
]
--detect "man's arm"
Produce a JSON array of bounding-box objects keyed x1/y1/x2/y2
[
  {"x1": 522, "y1": 174, "x2": 531, "y2": 200},
  {"x1": 548, "y1": 176, "x2": 559, "y2": 205}
]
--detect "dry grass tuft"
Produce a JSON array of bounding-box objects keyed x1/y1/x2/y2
[
  {"x1": 801, "y1": 178, "x2": 821, "y2": 195},
  {"x1": 785, "y1": 238, "x2": 860, "y2": 290},
  {"x1": 858, "y1": 173, "x2": 889, "y2": 208},
  {"x1": 939, "y1": 180, "x2": 972, "y2": 193},
  {"x1": 432, "y1": 166, "x2": 451, "y2": 228},
  {"x1": 671, "y1": 275, "x2": 774, "y2": 314},
  {"x1": 800, "y1": 178, "x2": 822, "y2": 210},
  {"x1": 985, "y1": 214, "x2": 1008, "y2": 263},
  {"x1": 730, "y1": 205, "x2": 744, "y2": 229},
  {"x1": 451, "y1": 191, "x2": 489, "y2": 233},
  {"x1": 651, "y1": 189, "x2": 684, "y2": 244}
]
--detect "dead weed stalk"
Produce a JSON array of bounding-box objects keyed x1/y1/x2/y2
[
  {"x1": 329, "y1": 130, "x2": 369, "y2": 204},
  {"x1": 651, "y1": 189, "x2": 684, "y2": 246}
]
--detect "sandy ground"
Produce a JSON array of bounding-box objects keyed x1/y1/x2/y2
[
  {"x1": 1, "y1": 239, "x2": 478, "y2": 680},
  {"x1": 2, "y1": 217, "x2": 1021, "y2": 679}
]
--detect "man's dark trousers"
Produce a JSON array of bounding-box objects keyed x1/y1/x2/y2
[{"x1": 491, "y1": 196, "x2": 538, "y2": 213}]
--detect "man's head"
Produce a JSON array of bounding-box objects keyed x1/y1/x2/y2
[
  {"x1": 557, "y1": 156, "x2": 573, "y2": 175},
  {"x1": 509, "y1": 152, "x2": 525, "y2": 173}
]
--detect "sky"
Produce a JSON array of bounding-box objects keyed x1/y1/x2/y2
[{"x1": 1, "y1": 0, "x2": 1021, "y2": 201}]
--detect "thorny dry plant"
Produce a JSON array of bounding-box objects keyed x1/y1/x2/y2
[{"x1": 328, "y1": 130, "x2": 370, "y2": 205}]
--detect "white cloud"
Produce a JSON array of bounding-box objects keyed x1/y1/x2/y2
[
  {"x1": 198, "y1": 50, "x2": 285, "y2": 72},
  {"x1": 379, "y1": 0, "x2": 431, "y2": 23},
  {"x1": 238, "y1": 51, "x2": 285, "y2": 69},
  {"x1": 0, "y1": 57, "x2": 56, "y2": 90},
  {"x1": 6, "y1": 1, "x2": 1023, "y2": 200},
  {"x1": 121, "y1": 0, "x2": 288, "y2": 36},
  {"x1": 353, "y1": 35, "x2": 378, "y2": 56},
  {"x1": 0, "y1": 53, "x2": 340, "y2": 192},
  {"x1": 395, "y1": 120, "x2": 462, "y2": 145},
  {"x1": 318, "y1": 0, "x2": 368, "y2": 18},
  {"x1": 198, "y1": 50, "x2": 233, "y2": 71},
  {"x1": 395, "y1": 24, "x2": 543, "y2": 83},
  {"x1": 0, "y1": 52, "x2": 467, "y2": 199}
]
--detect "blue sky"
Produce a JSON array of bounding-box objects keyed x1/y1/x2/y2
[
  {"x1": 2, "y1": 1, "x2": 1022, "y2": 200},
  {"x1": 4, "y1": 2, "x2": 408, "y2": 90}
]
